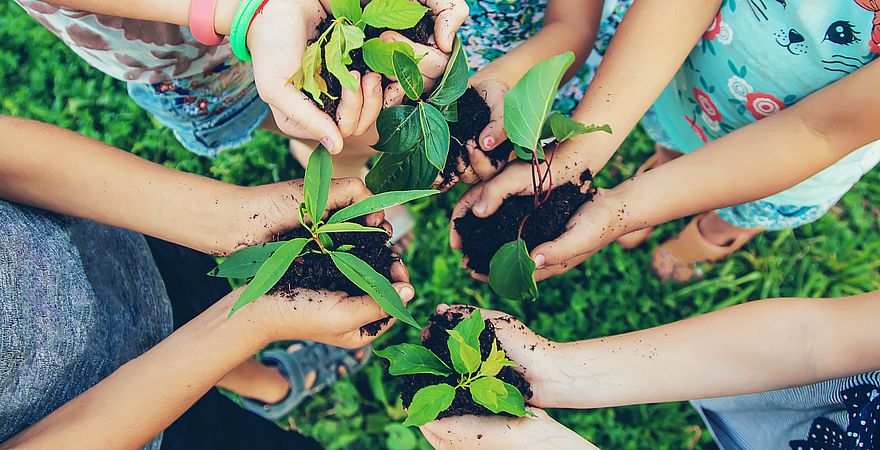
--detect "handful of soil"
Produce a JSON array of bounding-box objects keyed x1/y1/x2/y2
[
  {"x1": 270, "y1": 216, "x2": 398, "y2": 335},
  {"x1": 400, "y1": 310, "x2": 532, "y2": 418},
  {"x1": 454, "y1": 179, "x2": 595, "y2": 275}
]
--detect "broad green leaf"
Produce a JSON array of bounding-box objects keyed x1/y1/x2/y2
[
  {"x1": 478, "y1": 340, "x2": 517, "y2": 378},
  {"x1": 384, "y1": 423, "x2": 418, "y2": 450},
  {"x1": 326, "y1": 25, "x2": 359, "y2": 92},
  {"x1": 336, "y1": 244, "x2": 355, "y2": 252},
  {"x1": 329, "y1": 251, "x2": 421, "y2": 329},
  {"x1": 319, "y1": 232, "x2": 335, "y2": 249},
  {"x1": 362, "y1": 0, "x2": 429, "y2": 30},
  {"x1": 374, "y1": 343, "x2": 452, "y2": 376},
  {"x1": 303, "y1": 145, "x2": 333, "y2": 223},
  {"x1": 331, "y1": 0, "x2": 362, "y2": 22},
  {"x1": 427, "y1": 36, "x2": 469, "y2": 106},
  {"x1": 418, "y1": 103, "x2": 450, "y2": 171},
  {"x1": 328, "y1": 189, "x2": 439, "y2": 224},
  {"x1": 489, "y1": 240, "x2": 538, "y2": 301},
  {"x1": 504, "y1": 52, "x2": 574, "y2": 152},
  {"x1": 392, "y1": 50, "x2": 423, "y2": 101},
  {"x1": 362, "y1": 38, "x2": 416, "y2": 78},
  {"x1": 374, "y1": 105, "x2": 421, "y2": 154},
  {"x1": 291, "y1": 42, "x2": 328, "y2": 105},
  {"x1": 468, "y1": 376, "x2": 506, "y2": 411},
  {"x1": 318, "y1": 222, "x2": 388, "y2": 234},
  {"x1": 402, "y1": 384, "x2": 455, "y2": 427},
  {"x1": 452, "y1": 309, "x2": 484, "y2": 351},
  {"x1": 513, "y1": 143, "x2": 544, "y2": 161},
  {"x1": 229, "y1": 238, "x2": 310, "y2": 316},
  {"x1": 209, "y1": 242, "x2": 285, "y2": 278},
  {"x1": 494, "y1": 381, "x2": 529, "y2": 417},
  {"x1": 365, "y1": 148, "x2": 438, "y2": 193},
  {"x1": 446, "y1": 329, "x2": 481, "y2": 375},
  {"x1": 544, "y1": 112, "x2": 612, "y2": 142},
  {"x1": 440, "y1": 102, "x2": 458, "y2": 122},
  {"x1": 340, "y1": 24, "x2": 365, "y2": 65}
]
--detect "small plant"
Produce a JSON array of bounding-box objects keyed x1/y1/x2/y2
[
  {"x1": 290, "y1": 0, "x2": 430, "y2": 106},
  {"x1": 487, "y1": 52, "x2": 611, "y2": 301},
  {"x1": 211, "y1": 145, "x2": 436, "y2": 328},
  {"x1": 375, "y1": 310, "x2": 531, "y2": 426},
  {"x1": 364, "y1": 34, "x2": 469, "y2": 193}
]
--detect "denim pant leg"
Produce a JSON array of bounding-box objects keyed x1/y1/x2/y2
[{"x1": 0, "y1": 200, "x2": 172, "y2": 449}]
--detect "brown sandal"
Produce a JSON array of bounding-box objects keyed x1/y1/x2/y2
[
  {"x1": 617, "y1": 153, "x2": 660, "y2": 249},
  {"x1": 651, "y1": 213, "x2": 762, "y2": 282}
]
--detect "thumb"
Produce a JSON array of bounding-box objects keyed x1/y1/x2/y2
[
  {"x1": 530, "y1": 227, "x2": 590, "y2": 271},
  {"x1": 473, "y1": 164, "x2": 532, "y2": 217}
]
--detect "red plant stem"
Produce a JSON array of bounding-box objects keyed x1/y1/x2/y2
[{"x1": 517, "y1": 144, "x2": 557, "y2": 241}]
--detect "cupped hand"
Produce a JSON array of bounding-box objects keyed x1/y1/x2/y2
[
  {"x1": 420, "y1": 406, "x2": 597, "y2": 450},
  {"x1": 455, "y1": 77, "x2": 511, "y2": 185}
]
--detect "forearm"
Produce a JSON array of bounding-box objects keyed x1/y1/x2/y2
[
  {"x1": 473, "y1": 0, "x2": 604, "y2": 86},
  {"x1": 1, "y1": 293, "x2": 265, "y2": 450},
  {"x1": 0, "y1": 116, "x2": 244, "y2": 254},
  {"x1": 42, "y1": 0, "x2": 239, "y2": 34},
  {"x1": 540, "y1": 290, "x2": 880, "y2": 409}
]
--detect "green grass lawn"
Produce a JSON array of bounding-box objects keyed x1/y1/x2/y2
[{"x1": 3, "y1": 3, "x2": 878, "y2": 449}]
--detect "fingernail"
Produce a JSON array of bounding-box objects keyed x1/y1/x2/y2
[
  {"x1": 400, "y1": 286, "x2": 415, "y2": 299},
  {"x1": 483, "y1": 136, "x2": 495, "y2": 149},
  {"x1": 534, "y1": 254, "x2": 546, "y2": 268},
  {"x1": 436, "y1": 303, "x2": 450, "y2": 314},
  {"x1": 320, "y1": 137, "x2": 335, "y2": 152},
  {"x1": 474, "y1": 202, "x2": 487, "y2": 216}
]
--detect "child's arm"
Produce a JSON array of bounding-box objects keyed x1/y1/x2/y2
[
  {"x1": 0, "y1": 116, "x2": 374, "y2": 255},
  {"x1": 0, "y1": 285, "x2": 415, "y2": 450},
  {"x1": 526, "y1": 58, "x2": 880, "y2": 277}
]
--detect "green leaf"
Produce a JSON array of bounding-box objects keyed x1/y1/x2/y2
[
  {"x1": 340, "y1": 24, "x2": 365, "y2": 64},
  {"x1": 329, "y1": 251, "x2": 421, "y2": 329},
  {"x1": 362, "y1": 0, "x2": 429, "y2": 30},
  {"x1": 418, "y1": 103, "x2": 450, "y2": 171},
  {"x1": 336, "y1": 244, "x2": 355, "y2": 251},
  {"x1": 440, "y1": 102, "x2": 458, "y2": 122},
  {"x1": 291, "y1": 42, "x2": 328, "y2": 105},
  {"x1": 365, "y1": 148, "x2": 438, "y2": 193},
  {"x1": 326, "y1": 25, "x2": 359, "y2": 92},
  {"x1": 478, "y1": 339, "x2": 517, "y2": 378},
  {"x1": 384, "y1": 423, "x2": 418, "y2": 450},
  {"x1": 504, "y1": 52, "x2": 574, "y2": 152},
  {"x1": 446, "y1": 329, "x2": 482, "y2": 375},
  {"x1": 452, "y1": 309, "x2": 484, "y2": 350},
  {"x1": 331, "y1": 0, "x2": 362, "y2": 22},
  {"x1": 362, "y1": 38, "x2": 416, "y2": 78},
  {"x1": 303, "y1": 145, "x2": 333, "y2": 223},
  {"x1": 374, "y1": 105, "x2": 421, "y2": 154},
  {"x1": 374, "y1": 343, "x2": 452, "y2": 376},
  {"x1": 544, "y1": 112, "x2": 612, "y2": 142},
  {"x1": 402, "y1": 384, "x2": 455, "y2": 427},
  {"x1": 494, "y1": 381, "x2": 529, "y2": 417},
  {"x1": 489, "y1": 239, "x2": 538, "y2": 301},
  {"x1": 209, "y1": 242, "x2": 285, "y2": 278},
  {"x1": 513, "y1": 143, "x2": 544, "y2": 161},
  {"x1": 328, "y1": 189, "x2": 439, "y2": 224},
  {"x1": 468, "y1": 376, "x2": 507, "y2": 411},
  {"x1": 318, "y1": 222, "x2": 388, "y2": 234},
  {"x1": 392, "y1": 50, "x2": 423, "y2": 101},
  {"x1": 229, "y1": 238, "x2": 310, "y2": 316},
  {"x1": 427, "y1": 36, "x2": 469, "y2": 106}
]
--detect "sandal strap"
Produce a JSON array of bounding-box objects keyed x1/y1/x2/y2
[{"x1": 662, "y1": 213, "x2": 761, "y2": 264}]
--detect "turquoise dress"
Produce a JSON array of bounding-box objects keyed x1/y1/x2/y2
[{"x1": 641, "y1": 0, "x2": 880, "y2": 229}]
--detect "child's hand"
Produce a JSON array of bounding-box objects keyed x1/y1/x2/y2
[
  {"x1": 455, "y1": 76, "x2": 512, "y2": 185},
  {"x1": 238, "y1": 262, "x2": 414, "y2": 349}
]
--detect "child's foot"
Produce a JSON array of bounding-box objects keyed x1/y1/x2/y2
[
  {"x1": 652, "y1": 212, "x2": 762, "y2": 282},
  {"x1": 238, "y1": 342, "x2": 371, "y2": 422},
  {"x1": 617, "y1": 145, "x2": 683, "y2": 249}
]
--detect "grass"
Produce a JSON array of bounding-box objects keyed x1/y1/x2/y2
[{"x1": 3, "y1": 3, "x2": 878, "y2": 449}]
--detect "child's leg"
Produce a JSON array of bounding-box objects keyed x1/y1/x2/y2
[{"x1": 216, "y1": 359, "x2": 293, "y2": 404}]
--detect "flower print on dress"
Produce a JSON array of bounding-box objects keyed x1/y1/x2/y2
[
  {"x1": 744, "y1": 91, "x2": 785, "y2": 119},
  {"x1": 789, "y1": 383, "x2": 880, "y2": 450},
  {"x1": 684, "y1": 114, "x2": 709, "y2": 143},
  {"x1": 723, "y1": 59, "x2": 796, "y2": 119},
  {"x1": 700, "y1": 11, "x2": 732, "y2": 53}
]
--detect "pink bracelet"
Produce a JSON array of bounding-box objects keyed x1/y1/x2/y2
[{"x1": 189, "y1": 0, "x2": 224, "y2": 46}]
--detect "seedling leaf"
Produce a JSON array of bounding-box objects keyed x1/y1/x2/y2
[
  {"x1": 418, "y1": 103, "x2": 450, "y2": 170},
  {"x1": 328, "y1": 189, "x2": 439, "y2": 224},
  {"x1": 478, "y1": 340, "x2": 517, "y2": 378},
  {"x1": 374, "y1": 343, "x2": 452, "y2": 376},
  {"x1": 340, "y1": 24, "x2": 365, "y2": 64},
  {"x1": 292, "y1": 42, "x2": 328, "y2": 105},
  {"x1": 489, "y1": 240, "x2": 538, "y2": 301},
  {"x1": 318, "y1": 222, "x2": 388, "y2": 234},
  {"x1": 452, "y1": 309, "x2": 484, "y2": 350},
  {"x1": 544, "y1": 112, "x2": 612, "y2": 142},
  {"x1": 326, "y1": 25, "x2": 360, "y2": 92},
  {"x1": 447, "y1": 329, "x2": 482, "y2": 374},
  {"x1": 402, "y1": 383, "x2": 455, "y2": 427},
  {"x1": 504, "y1": 52, "x2": 574, "y2": 154},
  {"x1": 392, "y1": 50, "x2": 423, "y2": 101},
  {"x1": 427, "y1": 36, "x2": 469, "y2": 106},
  {"x1": 362, "y1": 0, "x2": 429, "y2": 30},
  {"x1": 365, "y1": 148, "x2": 438, "y2": 193},
  {"x1": 329, "y1": 251, "x2": 421, "y2": 329},
  {"x1": 374, "y1": 105, "x2": 421, "y2": 154},
  {"x1": 469, "y1": 376, "x2": 506, "y2": 411},
  {"x1": 229, "y1": 238, "x2": 310, "y2": 316},
  {"x1": 494, "y1": 381, "x2": 529, "y2": 417},
  {"x1": 210, "y1": 242, "x2": 285, "y2": 278},
  {"x1": 362, "y1": 38, "x2": 416, "y2": 77},
  {"x1": 331, "y1": 0, "x2": 362, "y2": 23},
  {"x1": 303, "y1": 145, "x2": 333, "y2": 223}
]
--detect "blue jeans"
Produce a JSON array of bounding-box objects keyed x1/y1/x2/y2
[{"x1": 0, "y1": 200, "x2": 171, "y2": 449}]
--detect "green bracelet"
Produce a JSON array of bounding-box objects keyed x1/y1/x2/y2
[{"x1": 229, "y1": 0, "x2": 266, "y2": 62}]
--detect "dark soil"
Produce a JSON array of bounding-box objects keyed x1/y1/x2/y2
[
  {"x1": 441, "y1": 87, "x2": 513, "y2": 186},
  {"x1": 270, "y1": 215, "x2": 397, "y2": 335},
  {"x1": 399, "y1": 310, "x2": 532, "y2": 418},
  {"x1": 313, "y1": 14, "x2": 434, "y2": 117},
  {"x1": 454, "y1": 180, "x2": 595, "y2": 275}
]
